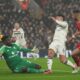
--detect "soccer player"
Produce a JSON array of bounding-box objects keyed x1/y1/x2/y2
[
  {"x1": 44, "y1": 14, "x2": 77, "y2": 74},
  {"x1": 12, "y1": 22, "x2": 27, "y2": 48},
  {"x1": 0, "y1": 34, "x2": 44, "y2": 73},
  {"x1": 70, "y1": 10, "x2": 80, "y2": 69}
]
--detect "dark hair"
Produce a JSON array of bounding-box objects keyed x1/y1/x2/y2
[{"x1": 56, "y1": 13, "x2": 65, "y2": 20}]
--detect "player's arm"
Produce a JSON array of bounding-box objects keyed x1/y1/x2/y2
[
  {"x1": 20, "y1": 47, "x2": 32, "y2": 52},
  {"x1": 50, "y1": 17, "x2": 68, "y2": 28},
  {"x1": 15, "y1": 42, "x2": 39, "y2": 53},
  {"x1": 66, "y1": 36, "x2": 74, "y2": 43},
  {"x1": 73, "y1": 30, "x2": 80, "y2": 37},
  {"x1": 20, "y1": 46, "x2": 39, "y2": 53},
  {"x1": 69, "y1": 30, "x2": 80, "y2": 41},
  {"x1": 67, "y1": 30, "x2": 80, "y2": 43}
]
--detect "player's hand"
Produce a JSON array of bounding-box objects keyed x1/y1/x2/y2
[
  {"x1": 49, "y1": 16, "x2": 56, "y2": 21},
  {"x1": 67, "y1": 37, "x2": 75, "y2": 43},
  {"x1": 31, "y1": 46, "x2": 39, "y2": 53}
]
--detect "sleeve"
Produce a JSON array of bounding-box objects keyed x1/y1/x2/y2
[
  {"x1": 0, "y1": 45, "x2": 5, "y2": 54},
  {"x1": 55, "y1": 20, "x2": 68, "y2": 28},
  {"x1": 20, "y1": 48, "x2": 32, "y2": 53},
  {"x1": 14, "y1": 42, "x2": 32, "y2": 53}
]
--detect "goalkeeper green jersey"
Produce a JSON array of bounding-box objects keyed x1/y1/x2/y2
[{"x1": 0, "y1": 43, "x2": 32, "y2": 70}]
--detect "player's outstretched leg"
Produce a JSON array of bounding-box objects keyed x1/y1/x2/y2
[
  {"x1": 13, "y1": 60, "x2": 43, "y2": 73},
  {"x1": 59, "y1": 54, "x2": 79, "y2": 74},
  {"x1": 24, "y1": 60, "x2": 42, "y2": 69},
  {"x1": 26, "y1": 67, "x2": 44, "y2": 73},
  {"x1": 13, "y1": 66, "x2": 44, "y2": 73}
]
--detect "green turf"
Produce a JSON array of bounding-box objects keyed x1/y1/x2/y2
[{"x1": 0, "y1": 58, "x2": 80, "y2": 80}]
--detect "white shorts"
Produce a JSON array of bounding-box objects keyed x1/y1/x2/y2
[
  {"x1": 16, "y1": 39, "x2": 26, "y2": 47},
  {"x1": 49, "y1": 40, "x2": 66, "y2": 55}
]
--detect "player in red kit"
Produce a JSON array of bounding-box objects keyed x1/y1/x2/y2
[{"x1": 70, "y1": 10, "x2": 80, "y2": 70}]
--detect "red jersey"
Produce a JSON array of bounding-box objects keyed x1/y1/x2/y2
[
  {"x1": 76, "y1": 21, "x2": 80, "y2": 31},
  {"x1": 75, "y1": 21, "x2": 80, "y2": 49}
]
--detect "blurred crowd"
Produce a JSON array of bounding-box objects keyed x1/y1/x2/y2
[{"x1": 0, "y1": 0, "x2": 80, "y2": 50}]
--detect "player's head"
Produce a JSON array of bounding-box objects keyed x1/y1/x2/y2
[
  {"x1": 0, "y1": 34, "x2": 14, "y2": 46},
  {"x1": 14, "y1": 22, "x2": 20, "y2": 30},
  {"x1": 55, "y1": 13, "x2": 65, "y2": 21}
]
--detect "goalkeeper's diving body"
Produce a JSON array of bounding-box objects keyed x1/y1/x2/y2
[{"x1": 0, "y1": 34, "x2": 44, "y2": 73}]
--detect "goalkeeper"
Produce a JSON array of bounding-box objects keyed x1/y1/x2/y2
[{"x1": 0, "y1": 34, "x2": 44, "y2": 73}]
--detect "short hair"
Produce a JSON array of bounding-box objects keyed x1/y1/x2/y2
[{"x1": 56, "y1": 13, "x2": 65, "y2": 20}]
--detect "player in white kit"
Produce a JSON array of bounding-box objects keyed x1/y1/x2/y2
[
  {"x1": 12, "y1": 23, "x2": 39, "y2": 58},
  {"x1": 12, "y1": 22, "x2": 27, "y2": 48},
  {"x1": 44, "y1": 14, "x2": 78, "y2": 74},
  {"x1": 12, "y1": 22, "x2": 27, "y2": 58}
]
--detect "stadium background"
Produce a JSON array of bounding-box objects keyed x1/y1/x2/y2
[{"x1": 0, "y1": 0, "x2": 80, "y2": 57}]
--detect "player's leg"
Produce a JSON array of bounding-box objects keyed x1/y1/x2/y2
[
  {"x1": 13, "y1": 65, "x2": 44, "y2": 73},
  {"x1": 59, "y1": 55, "x2": 76, "y2": 69},
  {"x1": 26, "y1": 61, "x2": 41, "y2": 69},
  {"x1": 25, "y1": 67, "x2": 44, "y2": 73},
  {"x1": 59, "y1": 45, "x2": 76, "y2": 68},
  {"x1": 58, "y1": 45, "x2": 78, "y2": 73},
  {"x1": 72, "y1": 54, "x2": 80, "y2": 66},
  {"x1": 72, "y1": 48, "x2": 80, "y2": 67},
  {"x1": 13, "y1": 61, "x2": 43, "y2": 73},
  {"x1": 59, "y1": 54, "x2": 78, "y2": 73},
  {"x1": 22, "y1": 60, "x2": 42, "y2": 69},
  {"x1": 44, "y1": 42, "x2": 56, "y2": 74},
  {"x1": 72, "y1": 48, "x2": 80, "y2": 55},
  {"x1": 71, "y1": 43, "x2": 80, "y2": 67},
  {"x1": 44, "y1": 49, "x2": 55, "y2": 74}
]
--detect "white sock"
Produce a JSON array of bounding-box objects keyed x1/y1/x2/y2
[
  {"x1": 66, "y1": 60, "x2": 75, "y2": 69},
  {"x1": 47, "y1": 59, "x2": 53, "y2": 70}
]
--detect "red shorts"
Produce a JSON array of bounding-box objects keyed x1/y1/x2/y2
[{"x1": 76, "y1": 43, "x2": 80, "y2": 50}]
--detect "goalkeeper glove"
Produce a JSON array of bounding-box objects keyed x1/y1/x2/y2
[{"x1": 31, "y1": 46, "x2": 39, "y2": 53}]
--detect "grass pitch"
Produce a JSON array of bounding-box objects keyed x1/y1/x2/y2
[{"x1": 0, "y1": 58, "x2": 80, "y2": 80}]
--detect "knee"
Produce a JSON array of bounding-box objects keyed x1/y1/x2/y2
[
  {"x1": 60, "y1": 60, "x2": 67, "y2": 64},
  {"x1": 21, "y1": 67, "x2": 28, "y2": 73},
  {"x1": 48, "y1": 49, "x2": 54, "y2": 58},
  {"x1": 60, "y1": 58, "x2": 67, "y2": 64},
  {"x1": 35, "y1": 64, "x2": 41, "y2": 69},
  {"x1": 13, "y1": 67, "x2": 28, "y2": 73}
]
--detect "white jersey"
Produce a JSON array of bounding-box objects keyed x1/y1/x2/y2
[
  {"x1": 12, "y1": 28, "x2": 25, "y2": 40},
  {"x1": 53, "y1": 20, "x2": 68, "y2": 43},
  {"x1": 49, "y1": 20, "x2": 68, "y2": 55},
  {"x1": 12, "y1": 27, "x2": 26, "y2": 47}
]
